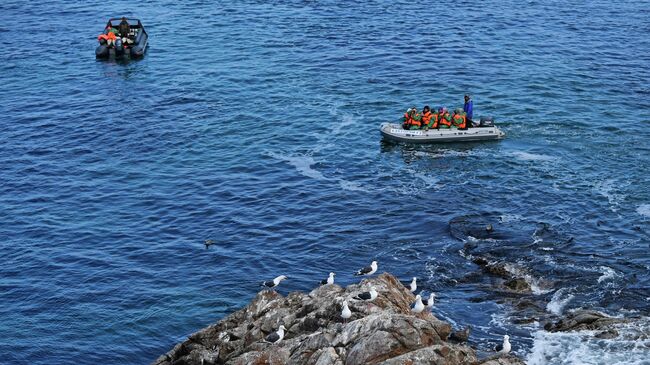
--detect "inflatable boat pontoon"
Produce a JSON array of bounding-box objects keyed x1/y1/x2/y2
[{"x1": 380, "y1": 122, "x2": 505, "y2": 144}]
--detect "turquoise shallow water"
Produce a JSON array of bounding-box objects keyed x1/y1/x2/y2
[{"x1": 1, "y1": 1, "x2": 649, "y2": 364}]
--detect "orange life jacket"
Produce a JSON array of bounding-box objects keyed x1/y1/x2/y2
[
  {"x1": 439, "y1": 112, "x2": 452, "y2": 127},
  {"x1": 431, "y1": 112, "x2": 440, "y2": 128},
  {"x1": 452, "y1": 113, "x2": 467, "y2": 129},
  {"x1": 98, "y1": 32, "x2": 117, "y2": 41},
  {"x1": 403, "y1": 112, "x2": 412, "y2": 128},
  {"x1": 421, "y1": 111, "x2": 433, "y2": 125},
  {"x1": 404, "y1": 111, "x2": 421, "y2": 128}
]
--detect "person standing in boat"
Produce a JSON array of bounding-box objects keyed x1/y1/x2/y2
[
  {"x1": 118, "y1": 17, "x2": 133, "y2": 45},
  {"x1": 463, "y1": 94, "x2": 473, "y2": 127}
]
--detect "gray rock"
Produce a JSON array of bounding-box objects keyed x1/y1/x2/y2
[
  {"x1": 544, "y1": 309, "x2": 627, "y2": 332},
  {"x1": 152, "y1": 273, "x2": 525, "y2": 365},
  {"x1": 479, "y1": 354, "x2": 528, "y2": 365},
  {"x1": 595, "y1": 329, "x2": 619, "y2": 339},
  {"x1": 504, "y1": 278, "x2": 531, "y2": 292},
  {"x1": 449, "y1": 326, "x2": 471, "y2": 343}
]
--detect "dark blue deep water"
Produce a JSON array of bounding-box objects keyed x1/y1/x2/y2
[{"x1": 1, "y1": 1, "x2": 649, "y2": 364}]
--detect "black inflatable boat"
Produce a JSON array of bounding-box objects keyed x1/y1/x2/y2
[{"x1": 95, "y1": 18, "x2": 148, "y2": 59}]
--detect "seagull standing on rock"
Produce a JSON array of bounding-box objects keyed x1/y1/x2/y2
[
  {"x1": 495, "y1": 335, "x2": 511, "y2": 355},
  {"x1": 320, "y1": 272, "x2": 335, "y2": 286},
  {"x1": 411, "y1": 294, "x2": 425, "y2": 313},
  {"x1": 264, "y1": 325, "x2": 286, "y2": 344},
  {"x1": 409, "y1": 277, "x2": 417, "y2": 293},
  {"x1": 353, "y1": 286, "x2": 378, "y2": 310},
  {"x1": 341, "y1": 300, "x2": 352, "y2": 324},
  {"x1": 354, "y1": 261, "x2": 378, "y2": 276},
  {"x1": 422, "y1": 293, "x2": 435, "y2": 309},
  {"x1": 261, "y1": 275, "x2": 288, "y2": 291}
]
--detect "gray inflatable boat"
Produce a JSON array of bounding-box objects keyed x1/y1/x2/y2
[{"x1": 380, "y1": 123, "x2": 505, "y2": 144}]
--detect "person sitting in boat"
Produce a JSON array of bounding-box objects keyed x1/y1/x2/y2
[
  {"x1": 97, "y1": 24, "x2": 119, "y2": 47},
  {"x1": 438, "y1": 107, "x2": 452, "y2": 129},
  {"x1": 402, "y1": 107, "x2": 422, "y2": 130},
  {"x1": 118, "y1": 17, "x2": 133, "y2": 45},
  {"x1": 452, "y1": 109, "x2": 468, "y2": 130},
  {"x1": 421, "y1": 106, "x2": 437, "y2": 130}
]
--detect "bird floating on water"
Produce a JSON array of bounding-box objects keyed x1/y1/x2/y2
[
  {"x1": 422, "y1": 292, "x2": 435, "y2": 309},
  {"x1": 354, "y1": 261, "x2": 378, "y2": 276},
  {"x1": 494, "y1": 334, "x2": 511, "y2": 354},
  {"x1": 264, "y1": 325, "x2": 286, "y2": 344},
  {"x1": 262, "y1": 275, "x2": 288, "y2": 290},
  {"x1": 411, "y1": 294, "x2": 425, "y2": 313},
  {"x1": 341, "y1": 300, "x2": 351, "y2": 324},
  {"x1": 204, "y1": 239, "x2": 215, "y2": 249},
  {"x1": 320, "y1": 272, "x2": 335, "y2": 286}
]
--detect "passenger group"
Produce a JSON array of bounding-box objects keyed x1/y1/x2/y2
[
  {"x1": 402, "y1": 94, "x2": 474, "y2": 131},
  {"x1": 97, "y1": 17, "x2": 133, "y2": 47}
]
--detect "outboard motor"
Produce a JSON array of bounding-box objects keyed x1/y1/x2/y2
[
  {"x1": 115, "y1": 38, "x2": 124, "y2": 55},
  {"x1": 479, "y1": 116, "x2": 494, "y2": 127}
]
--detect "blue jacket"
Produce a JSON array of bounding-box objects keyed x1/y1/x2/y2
[{"x1": 463, "y1": 100, "x2": 473, "y2": 120}]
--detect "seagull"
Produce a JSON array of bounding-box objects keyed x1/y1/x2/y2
[
  {"x1": 341, "y1": 300, "x2": 352, "y2": 324},
  {"x1": 411, "y1": 294, "x2": 425, "y2": 313},
  {"x1": 354, "y1": 261, "x2": 378, "y2": 276},
  {"x1": 261, "y1": 275, "x2": 288, "y2": 290},
  {"x1": 422, "y1": 292, "x2": 435, "y2": 309},
  {"x1": 408, "y1": 277, "x2": 417, "y2": 292},
  {"x1": 264, "y1": 325, "x2": 286, "y2": 344},
  {"x1": 204, "y1": 239, "x2": 214, "y2": 249},
  {"x1": 353, "y1": 286, "x2": 378, "y2": 307},
  {"x1": 494, "y1": 334, "x2": 511, "y2": 354},
  {"x1": 320, "y1": 272, "x2": 335, "y2": 286}
]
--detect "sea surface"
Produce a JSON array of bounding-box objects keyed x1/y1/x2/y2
[{"x1": 1, "y1": 1, "x2": 649, "y2": 364}]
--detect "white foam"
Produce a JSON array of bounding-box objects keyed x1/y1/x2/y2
[
  {"x1": 594, "y1": 179, "x2": 627, "y2": 212},
  {"x1": 412, "y1": 172, "x2": 440, "y2": 188},
  {"x1": 338, "y1": 179, "x2": 368, "y2": 192},
  {"x1": 597, "y1": 266, "x2": 622, "y2": 284},
  {"x1": 503, "y1": 263, "x2": 552, "y2": 295},
  {"x1": 547, "y1": 288, "x2": 574, "y2": 315},
  {"x1": 509, "y1": 151, "x2": 556, "y2": 162},
  {"x1": 637, "y1": 204, "x2": 650, "y2": 218},
  {"x1": 526, "y1": 319, "x2": 650, "y2": 365},
  {"x1": 499, "y1": 213, "x2": 524, "y2": 223},
  {"x1": 267, "y1": 152, "x2": 326, "y2": 180}
]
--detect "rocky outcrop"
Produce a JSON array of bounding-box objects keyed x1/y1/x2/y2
[
  {"x1": 543, "y1": 309, "x2": 627, "y2": 333},
  {"x1": 153, "y1": 273, "x2": 526, "y2": 365}
]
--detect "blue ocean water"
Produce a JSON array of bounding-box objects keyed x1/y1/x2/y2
[{"x1": 1, "y1": 0, "x2": 649, "y2": 364}]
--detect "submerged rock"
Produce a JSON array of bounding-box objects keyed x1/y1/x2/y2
[
  {"x1": 152, "y1": 273, "x2": 526, "y2": 365},
  {"x1": 543, "y1": 309, "x2": 627, "y2": 333},
  {"x1": 478, "y1": 354, "x2": 527, "y2": 365}
]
